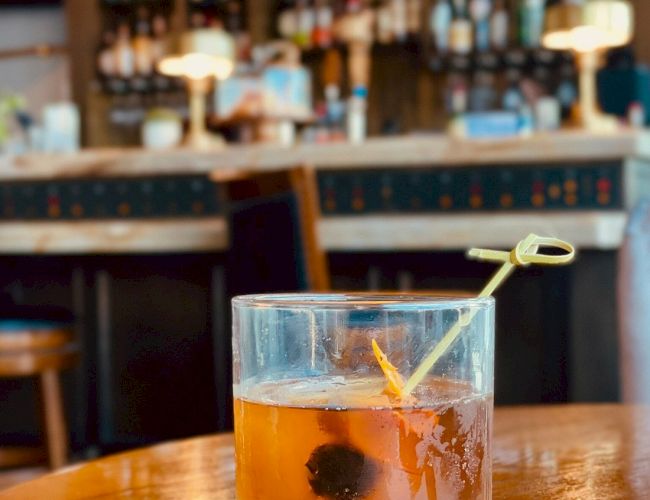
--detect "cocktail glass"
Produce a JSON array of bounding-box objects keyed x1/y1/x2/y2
[{"x1": 233, "y1": 293, "x2": 494, "y2": 500}]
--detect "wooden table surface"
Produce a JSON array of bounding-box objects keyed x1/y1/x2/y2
[{"x1": 2, "y1": 404, "x2": 649, "y2": 499}]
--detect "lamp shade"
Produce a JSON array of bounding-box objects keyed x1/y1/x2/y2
[
  {"x1": 158, "y1": 28, "x2": 235, "y2": 81},
  {"x1": 543, "y1": 0, "x2": 633, "y2": 53}
]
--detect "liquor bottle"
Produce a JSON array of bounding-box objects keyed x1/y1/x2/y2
[
  {"x1": 313, "y1": 0, "x2": 334, "y2": 48},
  {"x1": 535, "y1": 95, "x2": 561, "y2": 131},
  {"x1": 335, "y1": 0, "x2": 374, "y2": 88},
  {"x1": 628, "y1": 102, "x2": 645, "y2": 128},
  {"x1": 446, "y1": 72, "x2": 469, "y2": 115},
  {"x1": 151, "y1": 14, "x2": 169, "y2": 65},
  {"x1": 295, "y1": 0, "x2": 316, "y2": 49},
  {"x1": 376, "y1": 1, "x2": 394, "y2": 44},
  {"x1": 532, "y1": 49, "x2": 555, "y2": 96},
  {"x1": 470, "y1": 0, "x2": 491, "y2": 52},
  {"x1": 556, "y1": 63, "x2": 577, "y2": 119},
  {"x1": 490, "y1": 0, "x2": 509, "y2": 50},
  {"x1": 469, "y1": 70, "x2": 497, "y2": 111},
  {"x1": 321, "y1": 47, "x2": 344, "y2": 137},
  {"x1": 325, "y1": 84, "x2": 346, "y2": 139},
  {"x1": 224, "y1": 0, "x2": 251, "y2": 59},
  {"x1": 114, "y1": 22, "x2": 135, "y2": 80},
  {"x1": 322, "y1": 44, "x2": 343, "y2": 80},
  {"x1": 430, "y1": 0, "x2": 452, "y2": 54},
  {"x1": 519, "y1": 0, "x2": 544, "y2": 48},
  {"x1": 347, "y1": 85, "x2": 368, "y2": 143},
  {"x1": 336, "y1": 0, "x2": 374, "y2": 42},
  {"x1": 97, "y1": 30, "x2": 117, "y2": 79},
  {"x1": 406, "y1": 0, "x2": 421, "y2": 37},
  {"x1": 225, "y1": 0, "x2": 244, "y2": 33},
  {"x1": 502, "y1": 68, "x2": 524, "y2": 111},
  {"x1": 151, "y1": 13, "x2": 172, "y2": 93},
  {"x1": 391, "y1": 0, "x2": 408, "y2": 43},
  {"x1": 278, "y1": 1, "x2": 299, "y2": 40},
  {"x1": 133, "y1": 7, "x2": 154, "y2": 77},
  {"x1": 449, "y1": 0, "x2": 472, "y2": 55}
]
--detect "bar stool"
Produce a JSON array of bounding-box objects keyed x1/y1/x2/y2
[{"x1": 0, "y1": 305, "x2": 77, "y2": 470}]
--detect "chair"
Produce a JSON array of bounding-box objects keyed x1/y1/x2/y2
[
  {"x1": 0, "y1": 302, "x2": 77, "y2": 470},
  {"x1": 214, "y1": 165, "x2": 330, "y2": 293}
]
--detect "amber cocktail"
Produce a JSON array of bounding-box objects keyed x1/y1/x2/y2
[{"x1": 233, "y1": 294, "x2": 494, "y2": 500}]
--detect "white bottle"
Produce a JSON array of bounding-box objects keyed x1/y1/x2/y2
[
  {"x1": 430, "y1": 0, "x2": 452, "y2": 54},
  {"x1": 628, "y1": 102, "x2": 646, "y2": 129},
  {"x1": 490, "y1": 0, "x2": 509, "y2": 50},
  {"x1": 278, "y1": 5, "x2": 298, "y2": 39},
  {"x1": 470, "y1": 0, "x2": 491, "y2": 52},
  {"x1": 347, "y1": 86, "x2": 368, "y2": 144},
  {"x1": 43, "y1": 102, "x2": 80, "y2": 153},
  {"x1": 535, "y1": 96, "x2": 561, "y2": 131},
  {"x1": 114, "y1": 23, "x2": 135, "y2": 78},
  {"x1": 98, "y1": 31, "x2": 117, "y2": 77}
]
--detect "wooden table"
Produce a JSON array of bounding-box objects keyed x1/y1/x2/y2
[{"x1": 1, "y1": 404, "x2": 649, "y2": 499}]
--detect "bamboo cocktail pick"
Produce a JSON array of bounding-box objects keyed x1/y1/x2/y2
[{"x1": 373, "y1": 233, "x2": 576, "y2": 399}]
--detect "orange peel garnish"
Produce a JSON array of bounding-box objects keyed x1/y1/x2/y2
[{"x1": 371, "y1": 339, "x2": 406, "y2": 398}]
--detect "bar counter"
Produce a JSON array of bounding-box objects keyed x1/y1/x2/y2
[{"x1": 0, "y1": 130, "x2": 645, "y2": 254}]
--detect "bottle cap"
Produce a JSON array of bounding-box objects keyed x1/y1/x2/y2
[{"x1": 352, "y1": 86, "x2": 368, "y2": 98}]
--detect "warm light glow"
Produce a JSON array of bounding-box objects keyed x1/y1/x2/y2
[
  {"x1": 542, "y1": 0, "x2": 633, "y2": 53},
  {"x1": 158, "y1": 53, "x2": 234, "y2": 80},
  {"x1": 157, "y1": 27, "x2": 236, "y2": 81},
  {"x1": 542, "y1": 25, "x2": 630, "y2": 53}
]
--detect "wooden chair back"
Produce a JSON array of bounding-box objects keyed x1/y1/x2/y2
[{"x1": 213, "y1": 165, "x2": 330, "y2": 292}]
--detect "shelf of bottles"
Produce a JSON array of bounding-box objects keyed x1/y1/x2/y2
[
  {"x1": 96, "y1": 0, "x2": 185, "y2": 129},
  {"x1": 95, "y1": 0, "x2": 248, "y2": 130},
  {"x1": 273, "y1": 0, "x2": 578, "y2": 121}
]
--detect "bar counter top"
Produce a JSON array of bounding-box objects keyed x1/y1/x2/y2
[
  {"x1": 0, "y1": 130, "x2": 644, "y2": 253},
  {"x1": 0, "y1": 130, "x2": 643, "y2": 180}
]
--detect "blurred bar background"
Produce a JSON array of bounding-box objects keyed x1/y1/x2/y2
[{"x1": 0, "y1": 0, "x2": 649, "y2": 485}]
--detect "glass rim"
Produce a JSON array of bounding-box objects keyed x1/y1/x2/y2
[{"x1": 232, "y1": 292, "x2": 494, "y2": 310}]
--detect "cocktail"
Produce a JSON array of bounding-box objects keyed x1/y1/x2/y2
[
  {"x1": 233, "y1": 235, "x2": 574, "y2": 500},
  {"x1": 233, "y1": 294, "x2": 494, "y2": 499}
]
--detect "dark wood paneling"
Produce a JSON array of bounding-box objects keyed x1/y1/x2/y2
[
  {"x1": 63, "y1": 0, "x2": 101, "y2": 146},
  {"x1": 632, "y1": 0, "x2": 650, "y2": 64}
]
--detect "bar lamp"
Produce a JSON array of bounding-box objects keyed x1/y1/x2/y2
[
  {"x1": 542, "y1": 0, "x2": 634, "y2": 131},
  {"x1": 158, "y1": 28, "x2": 235, "y2": 149}
]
